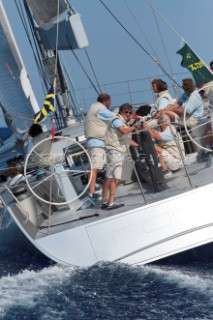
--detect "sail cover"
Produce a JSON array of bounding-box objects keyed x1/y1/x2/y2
[
  {"x1": 26, "y1": 0, "x2": 89, "y2": 50},
  {"x1": 25, "y1": 0, "x2": 67, "y2": 27}
]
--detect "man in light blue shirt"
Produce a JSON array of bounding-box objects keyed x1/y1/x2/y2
[
  {"x1": 159, "y1": 78, "x2": 204, "y2": 128},
  {"x1": 84, "y1": 94, "x2": 115, "y2": 199},
  {"x1": 85, "y1": 107, "x2": 116, "y2": 149}
]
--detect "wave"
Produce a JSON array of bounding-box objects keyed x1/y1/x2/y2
[
  {"x1": 1, "y1": 261, "x2": 213, "y2": 319},
  {"x1": 0, "y1": 265, "x2": 76, "y2": 317},
  {"x1": 145, "y1": 264, "x2": 213, "y2": 294}
]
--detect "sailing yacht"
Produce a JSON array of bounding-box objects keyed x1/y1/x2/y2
[{"x1": 1, "y1": 0, "x2": 213, "y2": 268}]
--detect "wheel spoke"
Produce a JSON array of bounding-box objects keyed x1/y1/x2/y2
[
  {"x1": 30, "y1": 171, "x2": 55, "y2": 190},
  {"x1": 24, "y1": 136, "x2": 93, "y2": 205}
]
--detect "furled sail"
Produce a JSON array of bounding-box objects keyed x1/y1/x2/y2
[
  {"x1": 25, "y1": 0, "x2": 89, "y2": 50},
  {"x1": 25, "y1": 0, "x2": 67, "y2": 27},
  {"x1": 0, "y1": 1, "x2": 39, "y2": 134}
]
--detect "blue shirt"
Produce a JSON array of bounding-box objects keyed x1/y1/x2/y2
[
  {"x1": 111, "y1": 118, "x2": 123, "y2": 129},
  {"x1": 178, "y1": 91, "x2": 203, "y2": 119},
  {"x1": 160, "y1": 131, "x2": 174, "y2": 142},
  {"x1": 148, "y1": 97, "x2": 170, "y2": 117},
  {"x1": 86, "y1": 107, "x2": 115, "y2": 148}
]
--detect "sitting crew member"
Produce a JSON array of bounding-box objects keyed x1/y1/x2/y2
[
  {"x1": 210, "y1": 60, "x2": 213, "y2": 73},
  {"x1": 159, "y1": 78, "x2": 204, "y2": 128},
  {"x1": 0, "y1": 123, "x2": 43, "y2": 182},
  {"x1": 101, "y1": 103, "x2": 139, "y2": 210},
  {"x1": 143, "y1": 114, "x2": 185, "y2": 177},
  {"x1": 146, "y1": 78, "x2": 174, "y2": 128},
  {"x1": 84, "y1": 93, "x2": 115, "y2": 200}
]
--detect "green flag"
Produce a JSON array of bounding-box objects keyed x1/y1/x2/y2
[{"x1": 176, "y1": 43, "x2": 213, "y2": 87}]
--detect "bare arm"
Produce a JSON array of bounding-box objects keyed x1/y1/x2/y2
[
  {"x1": 142, "y1": 122, "x2": 162, "y2": 140},
  {"x1": 117, "y1": 126, "x2": 136, "y2": 135},
  {"x1": 130, "y1": 139, "x2": 139, "y2": 147},
  {"x1": 166, "y1": 101, "x2": 182, "y2": 109}
]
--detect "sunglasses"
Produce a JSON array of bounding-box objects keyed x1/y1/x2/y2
[{"x1": 124, "y1": 110, "x2": 132, "y2": 115}]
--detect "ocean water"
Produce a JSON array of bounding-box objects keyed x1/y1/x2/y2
[{"x1": 1, "y1": 231, "x2": 213, "y2": 320}]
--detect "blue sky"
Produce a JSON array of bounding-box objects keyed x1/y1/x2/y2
[
  {"x1": 1, "y1": 0, "x2": 213, "y2": 123},
  {"x1": 67, "y1": 0, "x2": 213, "y2": 109}
]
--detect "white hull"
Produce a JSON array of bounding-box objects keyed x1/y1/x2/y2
[
  {"x1": 0, "y1": 121, "x2": 212, "y2": 268},
  {"x1": 6, "y1": 181, "x2": 213, "y2": 267}
]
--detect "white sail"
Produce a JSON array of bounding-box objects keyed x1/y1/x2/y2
[{"x1": 0, "y1": 0, "x2": 40, "y2": 123}]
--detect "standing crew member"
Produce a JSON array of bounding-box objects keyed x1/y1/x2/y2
[{"x1": 84, "y1": 93, "x2": 115, "y2": 200}]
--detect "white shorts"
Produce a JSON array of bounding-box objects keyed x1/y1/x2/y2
[
  {"x1": 179, "y1": 116, "x2": 198, "y2": 128},
  {"x1": 87, "y1": 148, "x2": 106, "y2": 170},
  {"x1": 106, "y1": 151, "x2": 124, "y2": 180},
  {"x1": 162, "y1": 149, "x2": 182, "y2": 171}
]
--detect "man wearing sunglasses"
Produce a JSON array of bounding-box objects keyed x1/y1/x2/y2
[{"x1": 101, "y1": 103, "x2": 139, "y2": 210}]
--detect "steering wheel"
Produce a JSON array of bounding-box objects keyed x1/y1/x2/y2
[
  {"x1": 24, "y1": 135, "x2": 92, "y2": 205},
  {"x1": 183, "y1": 84, "x2": 213, "y2": 152}
]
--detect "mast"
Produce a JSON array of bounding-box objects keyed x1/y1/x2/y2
[{"x1": 23, "y1": 0, "x2": 89, "y2": 128}]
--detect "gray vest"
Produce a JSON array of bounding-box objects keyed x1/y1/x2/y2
[
  {"x1": 151, "y1": 90, "x2": 174, "y2": 115},
  {"x1": 105, "y1": 115, "x2": 131, "y2": 154},
  {"x1": 84, "y1": 102, "x2": 109, "y2": 140}
]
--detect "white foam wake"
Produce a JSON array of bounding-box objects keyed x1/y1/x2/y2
[
  {"x1": 0, "y1": 264, "x2": 75, "y2": 315},
  {"x1": 144, "y1": 264, "x2": 213, "y2": 295}
]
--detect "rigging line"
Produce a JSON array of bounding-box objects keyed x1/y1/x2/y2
[
  {"x1": 52, "y1": 0, "x2": 60, "y2": 117},
  {"x1": 54, "y1": 0, "x2": 60, "y2": 79},
  {"x1": 98, "y1": 0, "x2": 181, "y2": 88},
  {"x1": 15, "y1": 0, "x2": 30, "y2": 39},
  {"x1": 59, "y1": 57, "x2": 83, "y2": 116},
  {"x1": 84, "y1": 48, "x2": 102, "y2": 94},
  {"x1": 145, "y1": 0, "x2": 184, "y2": 42},
  {"x1": 16, "y1": 1, "x2": 43, "y2": 75},
  {"x1": 71, "y1": 49, "x2": 99, "y2": 95},
  {"x1": 149, "y1": 0, "x2": 174, "y2": 76},
  {"x1": 148, "y1": 0, "x2": 181, "y2": 97},
  {"x1": 17, "y1": 0, "x2": 48, "y2": 89},
  {"x1": 122, "y1": 0, "x2": 160, "y2": 64},
  {"x1": 145, "y1": 0, "x2": 211, "y2": 85},
  {"x1": 4, "y1": 114, "x2": 34, "y2": 122}
]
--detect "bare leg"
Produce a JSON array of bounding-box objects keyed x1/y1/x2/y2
[
  {"x1": 88, "y1": 169, "x2": 98, "y2": 194},
  {"x1": 155, "y1": 145, "x2": 168, "y2": 170},
  {"x1": 102, "y1": 178, "x2": 111, "y2": 203},
  {"x1": 108, "y1": 178, "x2": 119, "y2": 205}
]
